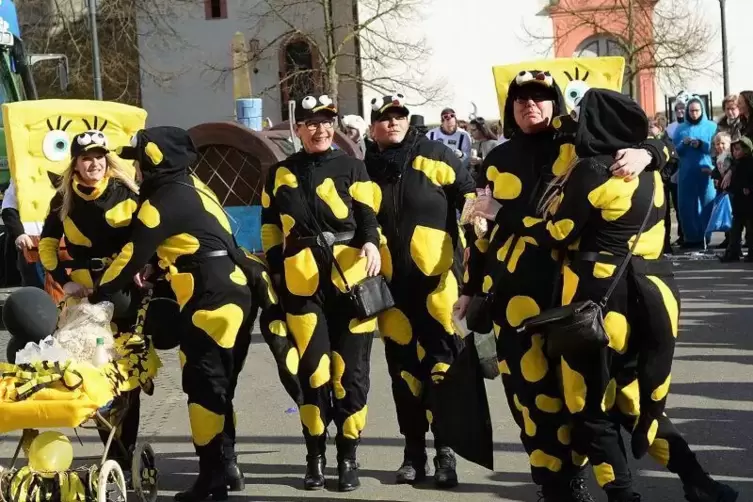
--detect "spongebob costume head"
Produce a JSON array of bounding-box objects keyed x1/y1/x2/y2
[
  {"x1": 2, "y1": 100, "x2": 147, "y2": 235},
  {"x1": 492, "y1": 56, "x2": 626, "y2": 120}
]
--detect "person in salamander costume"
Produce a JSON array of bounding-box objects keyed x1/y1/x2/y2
[
  {"x1": 88, "y1": 126, "x2": 280, "y2": 501},
  {"x1": 38, "y1": 129, "x2": 144, "y2": 474},
  {"x1": 260, "y1": 95, "x2": 381, "y2": 492},
  {"x1": 470, "y1": 88, "x2": 739, "y2": 502},
  {"x1": 454, "y1": 70, "x2": 672, "y2": 502},
  {"x1": 363, "y1": 94, "x2": 475, "y2": 487}
]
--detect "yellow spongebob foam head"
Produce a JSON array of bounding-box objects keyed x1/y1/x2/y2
[
  {"x1": 492, "y1": 56, "x2": 626, "y2": 119},
  {"x1": 2, "y1": 100, "x2": 147, "y2": 234}
]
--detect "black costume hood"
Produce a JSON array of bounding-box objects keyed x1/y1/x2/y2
[
  {"x1": 555, "y1": 88, "x2": 648, "y2": 158},
  {"x1": 503, "y1": 70, "x2": 566, "y2": 139},
  {"x1": 117, "y1": 126, "x2": 197, "y2": 193}
]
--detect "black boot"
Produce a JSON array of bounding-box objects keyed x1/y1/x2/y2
[
  {"x1": 683, "y1": 474, "x2": 739, "y2": 502},
  {"x1": 538, "y1": 476, "x2": 596, "y2": 502},
  {"x1": 336, "y1": 436, "x2": 360, "y2": 492},
  {"x1": 303, "y1": 436, "x2": 326, "y2": 490},
  {"x1": 433, "y1": 446, "x2": 458, "y2": 489},
  {"x1": 395, "y1": 437, "x2": 428, "y2": 485},
  {"x1": 174, "y1": 459, "x2": 228, "y2": 502},
  {"x1": 223, "y1": 455, "x2": 245, "y2": 492}
]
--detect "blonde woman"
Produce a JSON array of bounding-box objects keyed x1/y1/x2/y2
[{"x1": 38, "y1": 129, "x2": 143, "y2": 475}]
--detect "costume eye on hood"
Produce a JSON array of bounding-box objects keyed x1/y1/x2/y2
[
  {"x1": 116, "y1": 126, "x2": 198, "y2": 176},
  {"x1": 370, "y1": 93, "x2": 409, "y2": 123},
  {"x1": 553, "y1": 87, "x2": 648, "y2": 158},
  {"x1": 70, "y1": 129, "x2": 110, "y2": 158},
  {"x1": 503, "y1": 70, "x2": 565, "y2": 138},
  {"x1": 294, "y1": 94, "x2": 338, "y2": 122}
]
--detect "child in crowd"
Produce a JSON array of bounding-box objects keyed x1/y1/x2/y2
[
  {"x1": 711, "y1": 131, "x2": 733, "y2": 248},
  {"x1": 721, "y1": 136, "x2": 753, "y2": 262}
]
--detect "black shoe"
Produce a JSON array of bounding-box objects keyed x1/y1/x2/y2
[
  {"x1": 174, "y1": 466, "x2": 228, "y2": 502},
  {"x1": 303, "y1": 455, "x2": 326, "y2": 490},
  {"x1": 538, "y1": 477, "x2": 596, "y2": 502},
  {"x1": 223, "y1": 456, "x2": 245, "y2": 492},
  {"x1": 395, "y1": 455, "x2": 428, "y2": 485},
  {"x1": 683, "y1": 477, "x2": 739, "y2": 502},
  {"x1": 433, "y1": 447, "x2": 458, "y2": 489},
  {"x1": 337, "y1": 458, "x2": 361, "y2": 492}
]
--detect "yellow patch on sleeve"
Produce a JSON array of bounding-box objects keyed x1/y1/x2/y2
[
  {"x1": 105, "y1": 198, "x2": 138, "y2": 228},
  {"x1": 261, "y1": 223, "x2": 283, "y2": 252},
  {"x1": 38, "y1": 237, "x2": 60, "y2": 271},
  {"x1": 261, "y1": 187, "x2": 271, "y2": 208},
  {"x1": 412, "y1": 155, "x2": 456, "y2": 186},
  {"x1": 316, "y1": 178, "x2": 349, "y2": 219},
  {"x1": 593, "y1": 462, "x2": 616, "y2": 487},
  {"x1": 349, "y1": 181, "x2": 378, "y2": 212},
  {"x1": 546, "y1": 219, "x2": 575, "y2": 241},
  {"x1": 486, "y1": 166, "x2": 522, "y2": 200},
  {"x1": 651, "y1": 374, "x2": 672, "y2": 402},
  {"x1": 137, "y1": 200, "x2": 161, "y2": 229},
  {"x1": 273, "y1": 166, "x2": 298, "y2": 195},
  {"x1": 69, "y1": 269, "x2": 94, "y2": 289},
  {"x1": 63, "y1": 217, "x2": 92, "y2": 247}
]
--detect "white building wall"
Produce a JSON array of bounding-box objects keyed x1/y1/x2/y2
[
  {"x1": 360, "y1": 1, "x2": 554, "y2": 124},
  {"x1": 137, "y1": 0, "x2": 360, "y2": 129}
]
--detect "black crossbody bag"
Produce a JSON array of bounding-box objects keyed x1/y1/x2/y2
[{"x1": 518, "y1": 178, "x2": 656, "y2": 359}]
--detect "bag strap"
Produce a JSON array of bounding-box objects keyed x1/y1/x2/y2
[{"x1": 598, "y1": 175, "x2": 656, "y2": 308}]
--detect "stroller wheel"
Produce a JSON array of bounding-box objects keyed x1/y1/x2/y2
[
  {"x1": 98, "y1": 460, "x2": 127, "y2": 502},
  {"x1": 132, "y1": 442, "x2": 158, "y2": 502}
]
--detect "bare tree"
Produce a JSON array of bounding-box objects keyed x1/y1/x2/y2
[
  {"x1": 204, "y1": 0, "x2": 445, "y2": 110},
  {"x1": 523, "y1": 0, "x2": 717, "y2": 98},
  {"x1": 17, "y1": 0, "x2": 192, "y2": 105}
]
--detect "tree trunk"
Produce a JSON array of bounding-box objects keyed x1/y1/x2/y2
[{"x1": 326, "y1": 61, "x2": 339, "y2": 103}]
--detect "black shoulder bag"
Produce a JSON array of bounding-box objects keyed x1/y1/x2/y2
[
  {"x1": 518, "y1": 178, "x2": 656, "y2": 359},
  {"x1": 295, "y1": 186, "x2": 394, "y2": 321}
]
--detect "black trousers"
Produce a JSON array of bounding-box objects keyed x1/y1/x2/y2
[{"x1": 726, "y1": 195, "x2": 753, "y2": 256}]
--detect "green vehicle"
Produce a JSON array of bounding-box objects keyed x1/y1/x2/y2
[{"x1": 0, "y1": 0, "x2": 69, "y2": 186}]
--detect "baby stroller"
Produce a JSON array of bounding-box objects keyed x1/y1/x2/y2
[{"x1": 0, "y1": 288, "x2": 162, "y2": 502}]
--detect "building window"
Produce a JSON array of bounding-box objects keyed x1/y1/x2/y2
[
  {"x1": 205, "y1": 0, "x2": 227, "y2": 20},
  {"x1": 575, "y1": 35, "x2": 631, "y2": 95},
  {"x1": 280, "y1": 39, "x2": 318, "y2": 120}
]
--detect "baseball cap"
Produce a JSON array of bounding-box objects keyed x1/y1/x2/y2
[
  {"x1": 370, "y1": 94, "x2": 410, "y2": 123},
  {"x1": 294, "y1": 94, "x2": 338, "y2": 123},
  {"x1": 70, "y1": 130, "x2": 109, "y2": 158}
]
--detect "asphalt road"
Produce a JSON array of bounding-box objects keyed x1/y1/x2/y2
[{"x1": 0, "y1": 258, "x2": 751, "y2": 502}]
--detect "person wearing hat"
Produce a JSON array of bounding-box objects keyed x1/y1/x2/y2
[
  {"x1": 364, "y1": 93, "x2": 475, "y2": 488},
  {"x1": 261, "y1": 95, "x2": 381, "y2": 492},
  {"x1": 455, "y1": 70, "x2": 672, "y2": 502},
  {"x1": 38, "y1": 129, "x2": 145, "y2": 473},
  {"x1": 87, "y1": 126, "x2": 283, "y2": 500},
  {"x1": 426, "y1": 107, "x2": 473, "y2": 167}
]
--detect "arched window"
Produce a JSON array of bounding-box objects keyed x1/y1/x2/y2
[
  {"x1": 575, "y1": 35, "x2": 632, "y2": 95},
  {"x1": 279, "y1": 39, "x2": 319, "y2": 120}
]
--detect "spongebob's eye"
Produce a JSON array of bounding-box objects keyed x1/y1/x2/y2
[
  {"x1": 564, "y1": 80, "x2": 590, "y2": 110},
  {"x1": 43, "y1": 130, "x2": 70, "y2": 161}
]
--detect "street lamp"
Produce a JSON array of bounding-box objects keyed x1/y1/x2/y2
[
  {"x1": 719, "y1": 0, "x2": 729, "y2": 96},
  {"x1": 88, "y1": 0, "x2": 103, "y2": 100}
]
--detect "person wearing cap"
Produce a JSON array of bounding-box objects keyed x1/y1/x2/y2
[
  {"x1": 87, "y1": 126, "x2": 281, "y2": 500},
  {"x1": 426, "y1": 107, "x2": 473, "y2": 167},
  {"x1": 364, "y1": 93, "x2": 475, "y2": 488},
  {"x1": 455, "y1": 70, "x2": 672, "y2": 502},
  {"x1": 261, "y1": 95, "x2": 381, "y2": 493},
  {"x1": 38, "y1": 129, "x2": 144, "y2": 472}
]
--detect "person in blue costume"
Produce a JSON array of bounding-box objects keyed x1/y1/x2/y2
[{"x1": 672, "y1": 96, "x2": 717, "y2": 247}]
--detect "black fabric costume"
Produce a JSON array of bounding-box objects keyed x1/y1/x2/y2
[
  {"x1": 722, "y1": 136, "x2": 753, "y2": 260},
  {"x1": 495, "y1": 88, "x2": 735, "y2": 502},
  {"x1": 39, "y1": 131, "x2": 143, "y2": 471},
  {"x1": 88, "y1": 126, "x2": 277, "y2": 501},
  {"x1": 463, "y1": 71, "x2": 671, "y2": 496},
  {"x1": 261, "y1": 120, "x2": 380, "y2": 488},
  {"x1": 364, "y1": 95, "x2": 474, "y2": 485}
]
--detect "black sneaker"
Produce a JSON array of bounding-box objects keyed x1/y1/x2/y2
[
  {"x1": 684, "y1": 478, "x2": 738, "y2": 502},
  {"x1": 433, "y1": 447, "x2": 458, "y2": 489}
]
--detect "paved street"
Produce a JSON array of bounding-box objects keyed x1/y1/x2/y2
[{"x1": 1, "y1": 258, "x2": 752, "y2": 501}]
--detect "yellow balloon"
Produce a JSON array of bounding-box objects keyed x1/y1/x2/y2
[{"x1": 27, "y1": 431, "x2": 73, "y2": 474}]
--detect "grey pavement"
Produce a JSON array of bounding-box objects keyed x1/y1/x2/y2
[{"x1": 1, "y1": 258, "x2": 752, "y2": 501}]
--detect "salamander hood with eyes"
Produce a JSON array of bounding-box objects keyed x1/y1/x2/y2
[
  {"x1": 503, "y1": 70, "x2": 566, "y2": 138},
  {"x1": 552, "y1": 88, "x2": 648, "y2": 158},
  {"x1": 117, "y1": 126, "x2": 198, "y2": 188}
]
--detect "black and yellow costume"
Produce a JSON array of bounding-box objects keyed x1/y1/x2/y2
[
  {"x1": 494, "y1": 89, "x2": 738, "y2": 502},
  {"x1": 363, "y1": 95, "x2": 474, "y2": 487},
  {"x1": 261, "y1": 95, "x2": 380, "y2": 493},
  {"x1": 38, "y1": 130, "x2": 144, "y2": 471},
  {"x1": 88, "y1": 126, "x2": 274, "y2": 502},
  {"x1": 463, "y1": 71, "x2": 671, "y2": 501}
]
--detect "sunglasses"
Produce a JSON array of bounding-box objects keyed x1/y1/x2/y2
[
  {"x1": 442, "y1": 114, "x2": 455, "y2": 121},
  {"x1": 514, "y1": 94, "x2": 552, "y2": 104}
]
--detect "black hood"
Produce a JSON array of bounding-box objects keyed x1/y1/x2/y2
[
  {"x1": 554, "y1": 88, "x2": 648, "y2": 158},
  {"x1": 117, "y1": 126, "x2": 197, "y2": 194},
  {"x1": 503, "y1": 70, "x2": 566, "y2": 139},
  {"x1": 364, "y1": 127, "x2": 422, "y2": 183}
]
